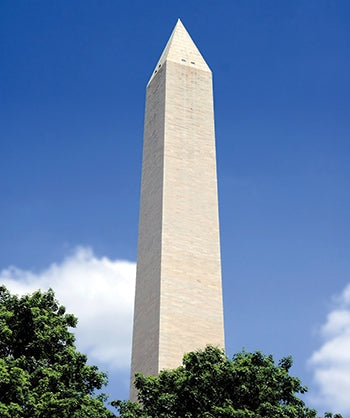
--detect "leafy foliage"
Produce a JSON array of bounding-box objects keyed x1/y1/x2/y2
[
  {"x1": 0, "y1": 286, "x2": 113, "y2": 417},
  {"x1": 1, "y1": 286, "x2": 342, "y2": 417},
  {"x1": 115, "y1": 346, "x2": 342, "y2": 418}
]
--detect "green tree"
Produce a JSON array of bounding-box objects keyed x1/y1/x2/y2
[
  {"x1": 0, "y1": 285, "x2": 113, "y2": 418},
  {"x1": 115, "y1": 346, "x2": 342, "y2": 418}
]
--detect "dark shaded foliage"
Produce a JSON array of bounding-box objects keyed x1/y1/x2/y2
[
  {"x1": 0, "y1": 286, "x2": 113, "y2": 417},
  {"x1": 115, "y1": 346, "x2": 342, "y2": 418}
]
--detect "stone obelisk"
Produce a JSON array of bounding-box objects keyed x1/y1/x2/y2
[{"x1": 130, "y1": 19, "x2": 224, "y2": 399}]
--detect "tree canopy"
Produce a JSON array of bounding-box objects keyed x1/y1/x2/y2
[
  {"x1": 1, "y1": 286, "x2": 342, "y2": 417},
  {"x1": 0, "y1": 285, "x2": 113, "y2": 417},
  {"x1": 115, "y1": 346, "x2": 342, "y2": 418}
]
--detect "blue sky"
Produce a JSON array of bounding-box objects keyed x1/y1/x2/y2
[{"x1": 1, "y1": 0, "x2": 350, "y2": 414}]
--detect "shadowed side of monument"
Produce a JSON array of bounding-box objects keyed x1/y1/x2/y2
[{"x1": 130, "y1": 19, "x2": 224, "y2": 401}]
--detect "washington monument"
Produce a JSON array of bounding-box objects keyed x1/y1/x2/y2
[{"x1": 130, "y1": 20, "x2": 224, "y2": 399}]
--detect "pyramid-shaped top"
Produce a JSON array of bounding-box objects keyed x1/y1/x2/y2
[{"x1": 148, "y1": 19, "x2": 210, "y2": 84}]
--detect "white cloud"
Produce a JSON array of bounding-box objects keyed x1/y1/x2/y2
[
  {"x1": 0, "y1": 247, "x2": 136, "y2": 370},
  {"x1": 308, "y1": 284, "x2": 350, "y2": 415}
]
